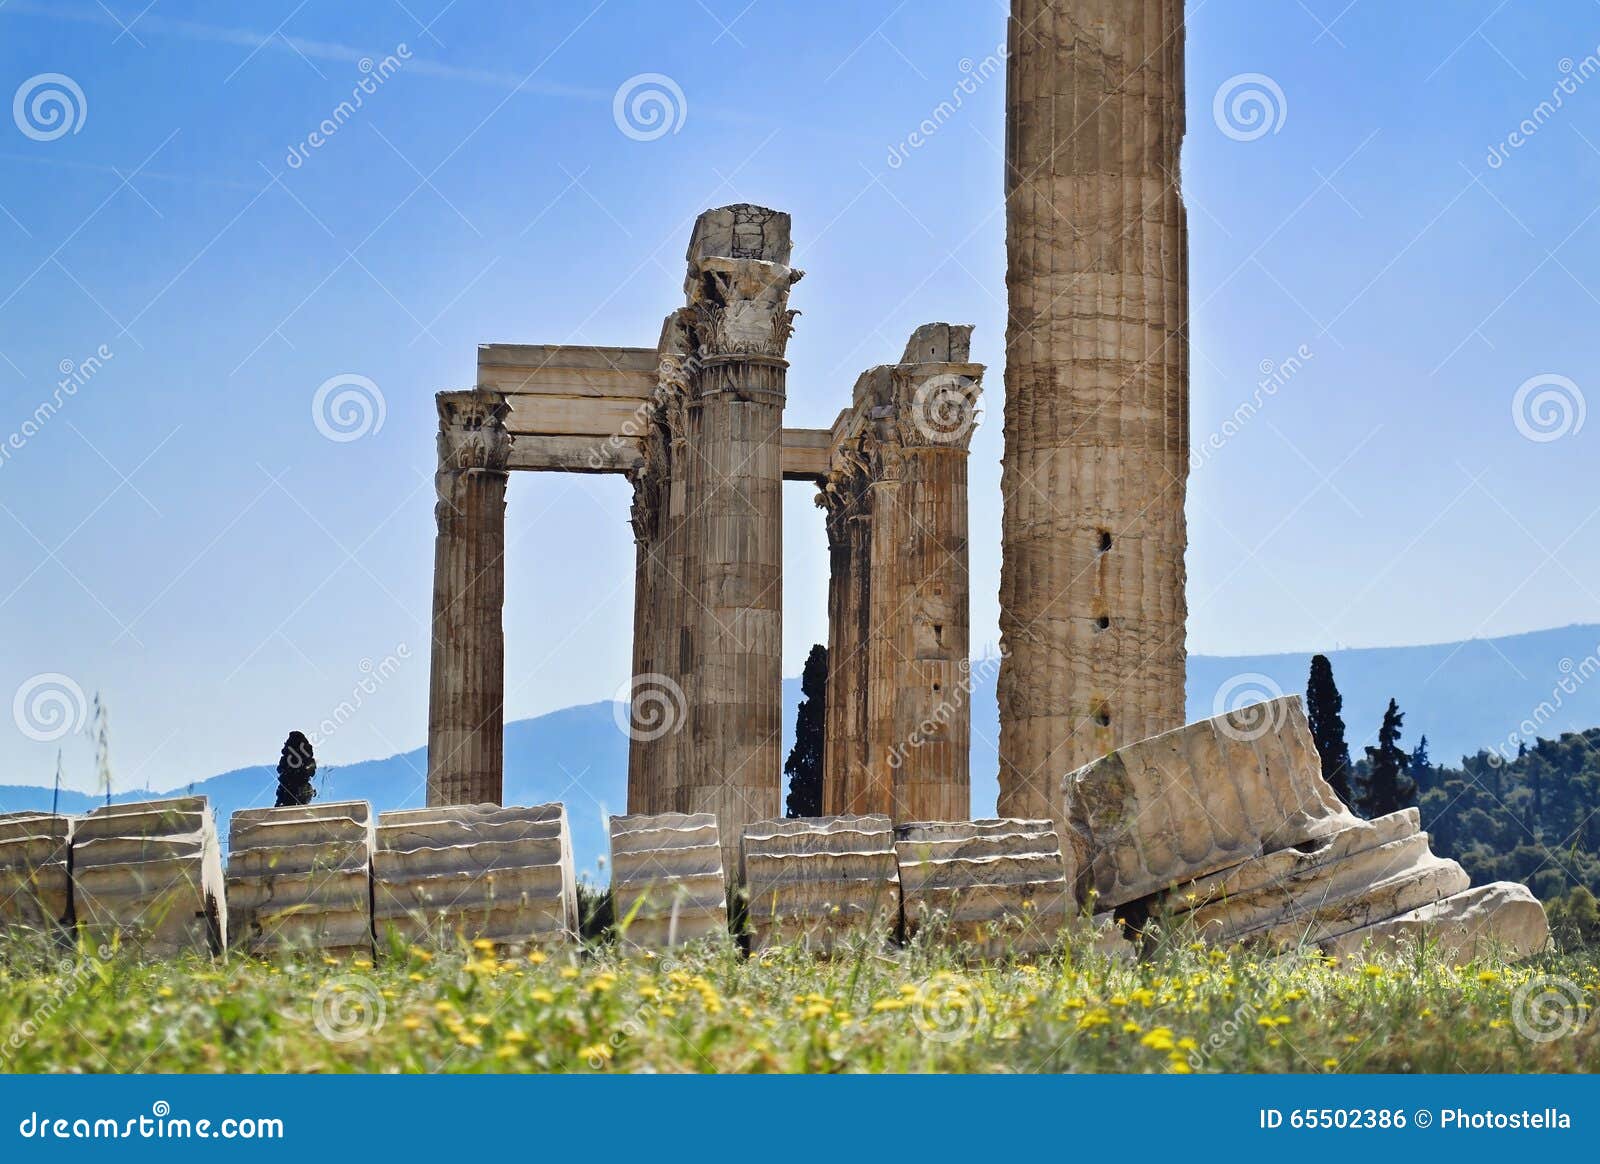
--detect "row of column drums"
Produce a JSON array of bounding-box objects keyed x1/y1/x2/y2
[{"x1": 0, "y1": 797, "x2": 1125, "y2": 959}]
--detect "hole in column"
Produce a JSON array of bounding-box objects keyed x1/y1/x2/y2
[
  {"x1": 1093, "y1": 703, "x2": 1112, "y2": 727},
  {"x1": 1097, "y1": 529, "x2": 1113, "y2": 553},
  {"x1": 1094, "y1": 614, "x2": 1111, "y2": 632}
]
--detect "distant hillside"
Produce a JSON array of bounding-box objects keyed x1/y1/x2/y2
[{"x1": 6, "y1": 624, "x2": 1599, "y2": 881}]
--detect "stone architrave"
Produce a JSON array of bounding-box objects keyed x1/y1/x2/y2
[
  {"x1": 998, "y1": 0, "x2": 1191, "y2": 826},
  {"x1": 226, "y1": 801, "x2": 375, "y2": 957},
  {"x1": 1321, "y1": 881, "x2": 1549, "y2": 963},
  {"x1": 740, "y1": 815, "x2": 899, "y2": 954},
  {"x1": 0, "y1": 812, "x2": 73, "y2": 936},
  {"x1": 608, "y1": 812, "x2": 728, "y2": 949},
  {"x1": 1063, "y1": 696, "x2": 1359, "y2": 909},
  {"x1": 894, "y1": 818, "x2": 1069, "y2": 958},
  {"x1": 427, "y1": 390, "x2": 513, "y2": 807},
  {"x1": 71, "y1": 796, "x2": 226, "y2": 957},
  {"x1": 372, "y1": 803, "x2": 577, "y2": 946}
]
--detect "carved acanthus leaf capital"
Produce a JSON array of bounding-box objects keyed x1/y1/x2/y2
[{"x1": 436, "y1": 389, "x2": 513, "y2": 472}]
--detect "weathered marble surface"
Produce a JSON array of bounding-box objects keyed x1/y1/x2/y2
[
  {"x1": 0, "y1": 812, "x2": 73, "y2": 935},
  {"x1": 72, "y1": 796, "x2": 226, "y2": 956},
  {"x1": 227, "y1": 801, "x2": 375, "y2": 956},
  {"x1": 609, "y1": 812, "x2": 728, "y2": 949},
  {"x1": 741, "y1": 815, "x2": 899, "y2": 954},
  {"x1": 1063, "y1": 696, "x2": 1359, "y2": 909},
  {"x1": 372, "y1": 803, "x2": 577, "y2": 946},
  {"x1": 1321, "y1": 881, "x2": 1550, "y2": 963},
  {"x1": 894, "y1": 819, "x2": 1069, "y2": 957}
]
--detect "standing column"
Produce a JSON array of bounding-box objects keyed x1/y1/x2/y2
[
  {"x1": 678, "y1": 205, "x2": 801, "y2": 874},
  {"x1": 997, "y1": 0, "x2": 1190, "y2": 824},
  {"x1": 821, "y1": 466, "x2": 868, "y2": 815},
  {"x1": 427, "y1": 390, "x2": 513, "y2": 806}
]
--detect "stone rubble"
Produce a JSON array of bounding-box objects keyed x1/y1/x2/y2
[
  {"x1": 1065, "y1": 697, "x2": 1548, "y2": 960},
  {"x1": 226, "y1": 800, "x2": 375, "y2": 957},
  {"x1": 608, "y1": 812, "x2": 728, "y2": 949},
  {"x1": 71, "y1": 796, "x2": 226, "y2": 957},
  {"x1": 371, "y1": 803, "x2": 577, "y2": 946}
]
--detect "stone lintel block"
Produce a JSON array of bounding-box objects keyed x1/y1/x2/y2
[
  {"x1": 71, "y1": 797, "x2": 224, "y2": 957},
  {"x1": 1320, "y1": 881, "x2": 1550, "y2": 964},
  {"x1": 895, "y1": 819, "x2": 1069, "y2": 958},
  {"x1": 1063, "y1": 696, "x2": 1360, "y2": 910},
  {"x1": 225, "y1": 801, "x2": 375, "y2": 957},
  {"x1": 687, "y1": 204, "x2": 791, "y2": 267},
  {"x1": 608, "y1": 813, "x2": 728, "y2": 949},
  {"x1": 741, "y1": 815, "x2": 899, "y2": 955},
  {"x1": 372, "y1": 803, "x2": 577, "y2": 947},
  {"x1": 900, "y1": 323, "x2": 973, "y2": 365},
  {"x1": 0, "y1": 812, "x2": 73, "y2": 932}
]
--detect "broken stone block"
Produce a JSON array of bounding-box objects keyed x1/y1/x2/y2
[
  {"x1": 371, "y1": 803, "x2": 577, "y2": 947},
  {"x1": 741, "y1": 815, "x2": 899, "y2": 954},
  {"x1": 226, "y1": 801, "x2": 375, "y2": 957},
  {"x1": 894, "y1": 819, "x2": 1070, "y2": 958},
  {"x1": 1321, "y1": 881, "x2": 1550, "y2": 963},
  {"x1": 72, "y1": 796, "x2": 225, "y2": 957},
  {"x1": 1063, "y1": 695, "x2": 1360, "y2": 909},
  {"x1": 1160, "y1": 809, "x2": 1471, "y2": 949},
  {"x1": 608, "y1": 813, "x2": 727, "y2": 949},
  {"x1": 0, "y1": 812, "x2": 74, "y2": 937}
]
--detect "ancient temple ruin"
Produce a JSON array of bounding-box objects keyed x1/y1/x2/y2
[{"x1": 426, "y1": 206, "x2": 982, "y2": 870}]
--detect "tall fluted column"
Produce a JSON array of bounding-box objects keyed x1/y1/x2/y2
[
  {"x1": 427, "y1": 390, "x2": 513, "y2": 806},
  {"x1": 997, "y1": 0, "x2": 1190, "y2": 823},
  {"x1": 678, "y1": 205, "x2": 801, "y2": 874}
]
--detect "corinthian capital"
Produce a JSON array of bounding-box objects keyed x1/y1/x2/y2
[
  {"x1": 682, "y1": 204, "x2": 804, "y2": 360},
  {"x1": 436, "y1": 389, "x2": 513, "y2": 472}
]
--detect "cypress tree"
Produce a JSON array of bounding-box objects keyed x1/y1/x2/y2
[
  {"x1": 1361, "y1": 699, "x2": 1416, "y2": 818},
  {"x1": 274, "y1": 731, "x2": 318, "y2": 808},
  {"x1": 1305, "y1": 654, "x2": 1354, "y2": 804},
  {"x1": 785, "y1": 645, "x2": 828, "y2": 818}
]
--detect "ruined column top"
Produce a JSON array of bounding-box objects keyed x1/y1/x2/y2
[{"x1": 686, "y1": 204, "x2": 792, "y2": 266}]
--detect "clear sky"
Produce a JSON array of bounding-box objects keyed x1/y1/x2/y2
[{"x1": 3, "y1": 0, "x2": 1598, "y2": 794}]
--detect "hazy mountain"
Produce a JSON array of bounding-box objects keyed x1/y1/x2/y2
[{"x1": 6, "y1": 624, "x2": 1598, "y2": 881}]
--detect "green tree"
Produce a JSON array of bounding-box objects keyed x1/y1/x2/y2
[
  {"x1": 274, "y1": 731, "x2": 317, "y2": 807},
  {"x1": 785, "y1": 645, "x2": 828, "y2": 818},
  {"x1": 1305, "y1": 654, "x2": 1354, "y2": 804},
  {"x1": 1360, "y1": 698, "x2": 1416, "y2": 818}
]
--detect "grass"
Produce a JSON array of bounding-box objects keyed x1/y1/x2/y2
[{"x1": 1, "y1": 923, "x2": 1597, "y2": 1073}]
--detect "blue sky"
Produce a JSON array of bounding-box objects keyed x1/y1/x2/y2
[{"x1": 2, "y1": 0, "x2": 1598, "y2": 794}]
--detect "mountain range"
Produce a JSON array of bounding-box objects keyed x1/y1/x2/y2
[{"x1": 7, "y1": 623, "x2": 1598, "y2": 881}]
